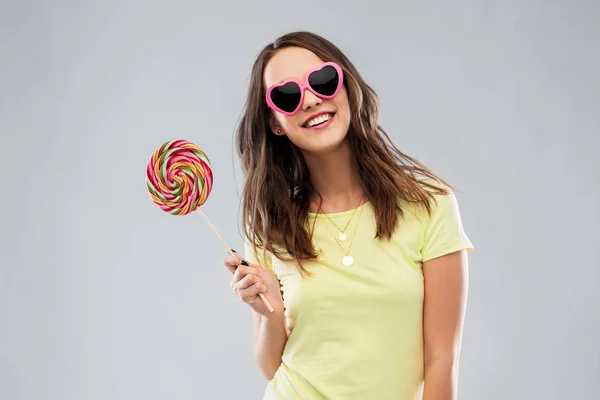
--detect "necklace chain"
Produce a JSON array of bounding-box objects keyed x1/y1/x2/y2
[
  {"x1": 317, "y1": 197, "x2": 363, "y2": 242},
  {"x1": 318, "y1": 199, "x2": 365, "y2": 267}
]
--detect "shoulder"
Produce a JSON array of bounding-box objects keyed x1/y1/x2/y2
[
  {"x1": 242, "y1": 238, "x2": 282, "y2": 279},
  {"x1": 243, "y1": 239, "x2": 273, "y2": 267},
  {"x1": 424, "y1": 181, "x2": 461, "y2": 218},
  {"x1": 411, "y1": 178, "x2": 473, "y2": 261},
  {"x1": 399, "y1": 177, "x2": 458, "y2": 218}
]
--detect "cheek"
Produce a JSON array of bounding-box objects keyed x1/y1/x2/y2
[
  {"x1": 276, "y1": 113, "x2": 301, "y2": 131},
  {"x1": 334, "y1": 92, "x2": 351, "y2": 125},
  {"x1": 332, "y1": 88, "x2": 350, "y2": 115},
  {"x1": 336, "y1": 88, "x2": 350, "y2": 111}
]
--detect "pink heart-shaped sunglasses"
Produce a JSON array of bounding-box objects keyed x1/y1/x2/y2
[{"x1": 266, "y1": 62, "x2": 344, "y2": 116}]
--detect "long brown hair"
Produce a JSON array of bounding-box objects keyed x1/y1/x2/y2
[{"x1": 236, "y1": 31, "x2": 450, "y2": 273}]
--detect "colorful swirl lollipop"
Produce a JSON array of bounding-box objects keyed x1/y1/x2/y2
[
  {"x1": 145, "y1": 139, "x2": 274, "y2": 312},
  {"x1": 146, "y1": 139, "x2": 213, "y2": 215}
]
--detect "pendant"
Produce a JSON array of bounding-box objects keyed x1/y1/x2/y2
[
  {"x1": 338, "y1": 232, "x2": 347, "y2": 241},
  {"x1": 342, "y1": 255, "x2": 354, "y2": 267}
]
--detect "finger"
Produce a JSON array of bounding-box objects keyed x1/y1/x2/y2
[
  {"x1": 233, "y1": 272, "x2": 262, "y2": 293},
  {"x1": 231, "y1": 249, "x2": 259, "y2": 268},
  {"x1": 238, "y1": 282, "x2": 267, "y2": 303},
  {"x1": 231, "y1": 264, "x2": 258, "y2": 287},
  {"x1": 223, "y1": 251, "x2": 244, "y2": 273},
  {"x1": 223, "y1": 258, "x2": 238, "y2": 274}
]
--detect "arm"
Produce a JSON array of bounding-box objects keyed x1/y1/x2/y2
[
  {"x1": 252, "y1": 309, "x2": 287, "y2": 380},
  {"x1": 421, "y1": 249, "x2": 469, "y2": 400},
  {"x1": 225, "y1": 248, "x2": 288, "y2": 381}
]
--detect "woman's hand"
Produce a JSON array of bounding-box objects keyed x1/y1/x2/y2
[{"x1": 223, "y1": 251, "x2": 284, "y2": 317}]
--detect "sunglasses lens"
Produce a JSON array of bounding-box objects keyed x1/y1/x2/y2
[
  {"x1": 308, "y1": 65, "x2": 339, "y2": 96},
  {"x1": 270, "y1": 82, "x2": 302, "y2": 113}
]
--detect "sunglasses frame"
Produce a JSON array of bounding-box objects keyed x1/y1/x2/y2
[{"x1": 265, "y1": 61, "x2": 344, "y2": 116}]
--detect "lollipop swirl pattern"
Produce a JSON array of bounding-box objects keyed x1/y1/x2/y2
[{"x1": 146, "y1": 139, "x2": 213, "y2": 215}]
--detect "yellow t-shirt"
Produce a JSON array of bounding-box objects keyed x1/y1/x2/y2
[{"x1": 243, "y1": 189, "x2": 473, "y2": 400}]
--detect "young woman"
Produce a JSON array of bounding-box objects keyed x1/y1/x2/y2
[{"x1": 223, "y1": 31, "x2": 473, "y2": 400}]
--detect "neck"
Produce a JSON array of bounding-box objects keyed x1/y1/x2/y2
[{"x1": 301, "y1": 139, "x2": 365, "y2": 213}]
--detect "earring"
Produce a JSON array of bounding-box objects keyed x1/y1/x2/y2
[{"x1": 277, "y1": 128, "x2": 282, "y2": 134}]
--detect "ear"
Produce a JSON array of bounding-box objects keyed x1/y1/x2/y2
[{"x1": 268, "y1": 115, "x2": 285, "y2": 136}]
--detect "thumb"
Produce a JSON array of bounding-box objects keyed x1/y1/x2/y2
[{"x1": 231, "y1": 249, "x2": 251, "y2": 267}]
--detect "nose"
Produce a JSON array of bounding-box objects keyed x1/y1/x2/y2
[{"x1": 301, "y1": 89, "x2": 322, "y2": 112}]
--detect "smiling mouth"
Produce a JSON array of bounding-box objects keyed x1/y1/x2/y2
[{"x1": 303, "y1": 112, "x2": 335, "y2": 128}]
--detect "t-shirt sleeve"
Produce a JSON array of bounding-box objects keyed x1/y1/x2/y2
[
  {"x1": 420, "y1": 190, "x2": 474, "y2": 262},
  {"x1": 243, "y1": 239, "x2": 277, "y2": 277}
]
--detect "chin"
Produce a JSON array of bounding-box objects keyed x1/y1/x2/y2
[{"x1": 301, "y1": 128, "x2": 348, "y2": 154}]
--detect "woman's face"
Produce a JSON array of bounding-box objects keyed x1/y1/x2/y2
[{"x1": 263, "y1": 47, "x2": 351, "y2": 154}]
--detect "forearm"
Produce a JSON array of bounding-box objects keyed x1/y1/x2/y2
[
  {"x1": 254, "y1": 311, "x2": 287, "y2": 380},
  {"x1": 422, "y1": 359, "x2": 458, "y2": 400}
]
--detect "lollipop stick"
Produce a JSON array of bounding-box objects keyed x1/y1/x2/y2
[{"x1": 197, "y1": 208, "x2": 274, "y2": 313}]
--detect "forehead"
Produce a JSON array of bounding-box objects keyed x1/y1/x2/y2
[{"x1": 264, "y1": 47, "x2": 325, "y2": 87}]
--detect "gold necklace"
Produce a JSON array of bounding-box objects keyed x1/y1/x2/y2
[
  {"x1": 319, "y1": 200, "x2": 365, "y2": 267},
  {"x1": 316, "y1": 197, "x2": 363, "y2": 242}
]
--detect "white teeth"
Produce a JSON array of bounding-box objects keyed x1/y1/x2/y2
[{"x1": 307, "y1": 113, "x2": 331, "y2": 127}]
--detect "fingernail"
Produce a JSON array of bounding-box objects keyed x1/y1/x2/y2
[{"x1": 241, "y1": 260, "x2": 249, "y2": 266}]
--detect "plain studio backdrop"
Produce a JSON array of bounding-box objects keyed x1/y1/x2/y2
[{"x1": 1, "y1": 1, "x2": 599, "y2": 399}]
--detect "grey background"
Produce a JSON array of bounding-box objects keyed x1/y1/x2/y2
[{"x1": 1, "y1": 0, "x2": 599, "y2": 399}]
